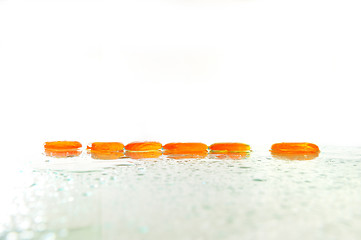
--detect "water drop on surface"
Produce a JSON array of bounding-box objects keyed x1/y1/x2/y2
[
  {"x1": 82, "y1": 192, "x2": 92, "y2": 197},
  {"x1": 253, "y1": 179, "x2": 265, "y2": 182}
]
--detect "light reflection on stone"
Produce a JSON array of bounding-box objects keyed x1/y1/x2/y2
[
  {"x1": 90, "y1": 151, "x2": 125, "y2": 160},
  {"x1": 125, "y1": 150, "x2": 162, "y2": 159},
  {"x1": 208, "y1": 151, "x2": 250, "y2": 160},
  {"x1": 271, "y1": 152, "x2": 320, "y2": 160},
  {"x1": 163, "y1": 151, "x2": 208, "y2": 159},
  {"x1": 44, "y1": 149, "x2": 82, "y2": 158}
]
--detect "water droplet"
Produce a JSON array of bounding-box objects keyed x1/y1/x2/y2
[{"x1": 82, "y1": 192, "x2": 93, "y2": 197}]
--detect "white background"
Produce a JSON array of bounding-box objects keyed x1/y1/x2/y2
[{"x1": 1, "y1": 0, "x2": 361, "y2": 160}]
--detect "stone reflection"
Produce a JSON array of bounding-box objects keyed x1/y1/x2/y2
[
  {"x1": 208, "y1": 151, "x2": 250, "y2": 160},
  {"x1": 90, "y1": 151, "x2": 125, "y2": 160},
  {"x1": 271, "y1": 152, "x2": 320, "y2": 160},
  {"x1": 125, "y1": 150, "x2": 162, "y2": 159},
  {"x1": 163, "y1": 150, "x2": 208, "y2": 159},
  {"x1": 45, "y1": 149, "x2": 82, "y2": 158}
]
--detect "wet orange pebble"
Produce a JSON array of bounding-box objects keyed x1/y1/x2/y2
[
  {"x1": 271, "y1": 152, "x2": 320, "y2": 161},
  {"x1": 90, "y1": 151, "x2": 125, "y2": 160},
  {"x1": 270, "y1": 142, "x2": 320, "y2": 154},
  {"x1": 87, "y1": 142, "x2": 124, "y2": 152},
  {"x1": 164, "y1": 151, "x2": 208, "y2": 160},
  {"x1": 209, "y1": 151, "x2": 250, "y2": 160},
  {"x1": 209, "y1": 143, "x2": 250, "y2": 153},
  {"x1": 162, "y1": 143, "x2": 208, "y2": 153},
  {"x1": 125, "y1": 150, "x2": 162, "y2": 159},
  {"x1": 44, "y1": 141, "x2": 82, "y2": 150},
  {"x1": 45, "y1": 149, "x2": 82, "y2": 158},
  {"x1": 125, "y1": 142, "x2": 162, "y2": 151}
]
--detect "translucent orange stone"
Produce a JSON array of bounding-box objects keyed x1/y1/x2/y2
[
  {"x1": 164, "y1": 151, "x2": 208, "y2": 160},
  {"x1": 87, "y1": 142, "x2": 124, "y2": 152},
  {"x1": 90, "y1": 151, "x2": 125, "y2": 160},
  {"x1": 271, "y1": 152, "x2": 320, "y2": 161},
  {"x1": 44, "y1": 141, "x2": 82, "y2": 158},
  {"x1": 45, "y1": 149, "x2": 82, "y2": 158},
  {"x1": 162, "y1": 143, "x2": 208, "y2": 154},
  {"x1": 44, "y1": 141, "x2": 82, "y2": 150},
  {"x1": 208, "y1": 151, "x2": 250, "y2": 160},
  {"x1": 125, "y1": 141, "x2": 162, "y2": 151},
  {"x1": 209, "y1": 143, "x2": 250, "y2": 153},
  {"x1": 125, "y1": 150, "x2": 162, "y2": 159},
  {"x1": 270, "y1": 142, "x2": 320, "y2": 154}
]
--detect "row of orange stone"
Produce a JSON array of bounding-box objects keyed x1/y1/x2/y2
[{"x1": 43, "y1": 141, "x2": 320, "y2": 160}]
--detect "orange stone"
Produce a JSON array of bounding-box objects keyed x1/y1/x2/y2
[
  {"x1": 209, "y1": 143, "x2": 250, "y2": 153},
  {"x1": 90, "y1": 151, "x2": 125, "y2": 160},
  {"x1": 209, "y1": 151, "x2": 250, "y2": 160},
  {"x1": 125, "y1": 141, "x2": 162, "y2": 151},
  {"x1": 270, "y1": 142, "x2": 320, "y2": 154},
  {"x1": 45, "y1": 149, "x2": 82, "y2": 158},
  {"x1": 44, "y1": 141, "x2": 82, "y2": 150},
  {"x1": 271, "y1": 152, "x2": 320, "y2": 161},
  {"x1": 125, "y1": 150, "x2": 162, "y2": 159},
  {"x1": 162, "y1": 143, "x2": 208, "y2": 154},
  {"x1": 87, "y1": 142, "x2": 124, "y2": 152},
  {"x1": 164, "y1": 151, "x2": 208, "y2": 160}
]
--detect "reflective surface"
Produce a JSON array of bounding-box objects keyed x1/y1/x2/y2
[{"x1": 1, "y1": 146, "x2": 361, "y2": 240}]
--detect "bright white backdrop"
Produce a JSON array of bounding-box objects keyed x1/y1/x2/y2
[{"x1": 1, "y1": 0, "x2": 361, "y2": 159}]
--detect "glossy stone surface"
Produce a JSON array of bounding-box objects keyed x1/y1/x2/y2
[
  {"x1": 162, "y1": 142, "x2": 208, "y2": 153},
  {"x1": 270, "y1": 142, "x2": 320, "y2": 154},
  {"x1": 125, "y1": 142, "x2": 162, "y2": 151},
  {"x1": 44, "y1": 141, "x2": 82, "y2": 150},
  {"x1": 87, "y1": 142, "x2": 124, "y2": 152},
  {"x1": 209, "y1": 143, "x2": 251, "y2": 153}
]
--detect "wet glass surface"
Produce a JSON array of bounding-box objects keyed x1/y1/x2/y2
[{"x1": 1, "y1": 146, "x2": 361, "y2": 240}]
